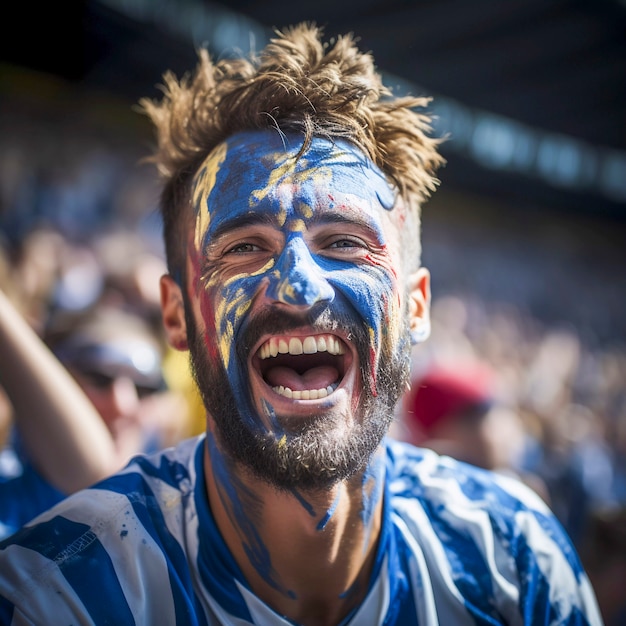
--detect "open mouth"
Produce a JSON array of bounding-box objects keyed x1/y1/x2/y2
[{"x1": 253, "y1": 333, "x2": 350, "y2": 400}]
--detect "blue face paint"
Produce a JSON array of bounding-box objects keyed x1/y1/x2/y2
[
  {"x1": 190, "y1": 129, "x2": 404, "y2": 431},
  {"x1": 316, "y1": 491, "x2": 342, "y2": 532},
  {"x1": 360, "y1": 451, "x2": 386, "y2": 550},
  {"x1": 266, "y1": 234, "x2": 336, "y2": 306},
  {"x1": 289, "y1": 489, "x2": 318, "y2": 519},
  {"x1": 207, "y1": 433, "x2": 295, "y2": 598}
]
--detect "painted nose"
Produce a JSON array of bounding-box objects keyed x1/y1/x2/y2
[{"x1": 267, "y1": 236, "x2": 335, "y2": 307}]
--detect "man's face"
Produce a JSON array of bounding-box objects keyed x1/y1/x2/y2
[{"x1": 184, "y1": 130, "x2": 415, "y2": 490}]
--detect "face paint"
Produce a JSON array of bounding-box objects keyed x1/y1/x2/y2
[
  {"x1": 192, "y1": 131, "x2": 399, "y2": 402},
  {"x1": 360, "y1": 451, "x2": 386, "y2": 551},
  {"x1": 316, "y1": 491, "x2": 341, "y2": 532},
  {"x1": 186, "y1": 129, "x2": 412, "y2": 491},
  {"x1": 206, "y1": 433, "x2": 295, "y2": 599}
]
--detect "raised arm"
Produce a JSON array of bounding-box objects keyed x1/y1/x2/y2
[{"x1": 0, "y1": 289, "x2": 117, "y2": 493}]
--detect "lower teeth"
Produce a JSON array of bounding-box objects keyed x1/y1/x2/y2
[{"x1": 272, "y1": 383, "x2": 338, "y2": 400}]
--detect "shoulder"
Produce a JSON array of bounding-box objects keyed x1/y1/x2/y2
[
  {"x1": 384, "y1": 437, "x2": 560, "y2": 552},
  {"x1": 17, "y1": 434, "x2": 203, "y2": 534},
  {"x1": 383, "y1": 438, "x2": 602, "y2": 625},
  {"x1": 385, "y1": 436, "x2": 550, "y2": 513}
]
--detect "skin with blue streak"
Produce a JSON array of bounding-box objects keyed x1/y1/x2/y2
[
  {"x1": 315, "y1": 491, "x2": 341, "y2": 532},
  {"x1": 207, "y1": 432, "x2": 295, "y2": 598},
  {"x1": 360, "y1": 453, "x2": 386, "y2": 544}
]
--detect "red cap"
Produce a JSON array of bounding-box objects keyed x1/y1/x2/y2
[{"x1": 406, "y1": 363, "x2": 494, "y2": 433}]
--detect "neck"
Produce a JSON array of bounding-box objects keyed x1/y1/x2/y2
[{"x1": 203, "y1": 433, "x2": 386, "y2": 626}]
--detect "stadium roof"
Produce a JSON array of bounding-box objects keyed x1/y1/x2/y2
[{"x1": 3, "y1": 0, "x2": 625, "y2": 219}]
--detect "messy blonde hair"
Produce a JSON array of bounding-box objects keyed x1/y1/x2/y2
[{"x1": 139, "y1": 22, "x2": 444, "y2": 277}]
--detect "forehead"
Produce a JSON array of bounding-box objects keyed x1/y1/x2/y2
[{"x1": 191, "y1": 130, "x2": 397, "y2": 239}]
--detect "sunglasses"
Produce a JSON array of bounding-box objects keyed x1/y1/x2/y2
[
  {"x1": 56, "y1": 341, "x2": 167, "y2": 398},
  {"x1": 78, "y1": 368, "x2": 167, "y2": 398}
]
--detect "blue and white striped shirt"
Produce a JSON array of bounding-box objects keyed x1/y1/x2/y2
[{"x1": 0, "y1": 436, "x2": 602, "y2": 625}]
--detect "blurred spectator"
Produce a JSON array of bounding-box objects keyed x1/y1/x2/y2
[
  {"x1": 510, "y1": 328, "x2": 622, "y2": 545},
  {"x1": 4, "y1": 224, "x2": 166, "y2": 332},
  {"x1": 0, "y1": 191, "x2": 210, "y2": 535},
  {"x1": 0, "y1": 269, "x2": 194, "y2": 539},
  {"x1": 43, "y1": 304, "x2": 191, "y2": 463},
  {"x1": 0, "y1": 289, "x2": 116, "y2": 539},
  {"x1": 395, "y1": 359, "x2": 550, "y2": 502},
  {"x1": 521, "y1": 400, "x2": 616, "y2": 546},
  {"x1": 3, "y1": 226, "x2": 73, "y2": 332},
  {"x1": 92, "y1": 229, "x2": 165, "y2": 319}
]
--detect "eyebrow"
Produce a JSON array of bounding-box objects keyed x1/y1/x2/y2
[
  {"x1": 206, "y1": 212, "x2": 277, "y2": 243},
  {"x1": 308, "y1": 211, "x2": 374, "y2": 229},
  {"x1": 307, "y1": 210, "x2": 382, "y2": 240},
  {"x1": 204, "y1": 205, "x2": 380, "y2": 246}
]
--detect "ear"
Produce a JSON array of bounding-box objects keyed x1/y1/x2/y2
[
  {"x1": 407, "y1": 267, "x2": 431, "y2": 344},
  {"x1": 160, "y1": 274, "x2": 189, "y2": 351}
]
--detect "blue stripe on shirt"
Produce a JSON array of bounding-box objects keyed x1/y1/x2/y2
[
  {"x1": 0, "y1": 590, "x2": 14, "y2": 624},
  {"x1": 103, "y1": 468, "x2": 207, "y2": 626},
  {"x1": 9, "y1": 515, "x2": 135, "y2": 624}
]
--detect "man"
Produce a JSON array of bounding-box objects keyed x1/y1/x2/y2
[
  {"x1": 44, "y1": 305, "x2": 186, "y2": 461},
  {"x1": 0, "y1": 24, "x2": 602, "y2": 625}
]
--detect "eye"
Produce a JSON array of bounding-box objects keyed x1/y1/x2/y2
[
  {"x1": 327, "y1": 237, "x2": 367, "y2": 250},
  {"x1": 226, "y1": 242, "x2": 262, "y2": 254}
]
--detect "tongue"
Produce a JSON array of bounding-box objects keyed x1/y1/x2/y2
[{"x1": 265, "y1": 365, "x2": 339, "y2": 391}]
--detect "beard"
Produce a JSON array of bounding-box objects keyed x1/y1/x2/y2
[{"x1": 185, "y1": 301, "x2": 411, "y2": 492}]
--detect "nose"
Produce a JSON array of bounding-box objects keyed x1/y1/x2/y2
[
  {"x1": 266, "y1": 236, "x2": 335, "y2": 307},
  {"x1": 105, "y1": 377, "x2": 141, "y2": 423}
]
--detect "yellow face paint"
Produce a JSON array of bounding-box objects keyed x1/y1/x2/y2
[{"x1": 193, "y1": 143, "x2": 227, "y2": 251}]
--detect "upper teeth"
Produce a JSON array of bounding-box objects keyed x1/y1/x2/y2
[{"x1": 258, "y1": 334, "x2": 346, "y2": 359}]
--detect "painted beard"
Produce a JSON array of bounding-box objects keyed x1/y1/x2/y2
[{"x1": 185, "y1": 301, "x2": 411, "y2": 492}]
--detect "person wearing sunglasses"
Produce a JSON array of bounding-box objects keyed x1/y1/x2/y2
[
  {"x1": 0, "y1": 289, "x2": 116, "y2": 539},
  {"x1": 0, "y1": 294, "x2": 186, "y2": 539}
]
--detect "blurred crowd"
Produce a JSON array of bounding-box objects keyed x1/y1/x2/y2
[
  {"x1": 0, "y1": 221, "x2": 206, "y2": 438},
  {"x1": 0, "y1": 223, "x2": 205, "y2": 538},
  {"x1": 395, "y1": 294, "x2": 626, "y2": 539},
  {"x1": 2, "y1": 217, "x2": 624, "y2": 541},
  {"x1": 392, "y1": 293, "x2": 626, "y2": 624},
  {"x1": 0, "y1": 98, "x2": 625, "y2": 624}
]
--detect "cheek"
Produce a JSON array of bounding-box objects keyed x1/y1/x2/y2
[
  {"x1": 187, "y1": 243, "x2": 222, "y2": 362},
  {"x1": 215, "y1": 280, "x2": 255, "y2": 372},
  {"x1": 333, "y1": 259, "x2": 400, "y2": 336},
  {"x1": 330, "y1": 262, "x2": 401, "y2": 396},
  {"x1": 362, "y1": 237, "x2": 406, "y2": 348},
  {"x1": 188, "y1": 283, "x2": 222, "y2": 368},
  {"x1": 188, "y1": 231, "x2": 251, "y2": 370},
  {"x1": 200, "y1": 270, "x2": 264, "y2": 373}
]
